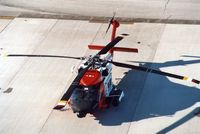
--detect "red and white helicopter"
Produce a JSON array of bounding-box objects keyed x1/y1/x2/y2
[{"x1": 6, "y1": 16, "x2": 200, "y2": 118}]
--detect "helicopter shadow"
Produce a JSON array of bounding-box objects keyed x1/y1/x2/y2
[
  {"x1": 157, "y1": 107, "x2": 200, "y2": 134},
  {"x1": 93, "y1": 56, "x2": 200, "y2": 128}
]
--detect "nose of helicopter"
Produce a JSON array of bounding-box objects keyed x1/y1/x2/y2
[
  {"x1": 69, "y1": 88, "x2": 98, "y2": 117},
  {"x1": 70, "y1": 98, "x2": 95, "y2": 117}
]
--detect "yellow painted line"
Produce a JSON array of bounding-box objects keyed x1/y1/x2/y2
[{"x1": 0, "y1": 16, "x2": 15, "y2": 20}]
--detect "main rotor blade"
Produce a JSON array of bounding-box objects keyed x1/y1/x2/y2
[
  {"x1": 54, "y1": 63, "x2": 91, "y2": 110},
  {"x1": 110, "y1": 61, "x2": 200, "y2": 84},
  {"x1": 98, "y1": 33, "x2": 128, "y2": 55},
  {"x1": 6, "y1": 54, "x2": 84, "y2": 60}
]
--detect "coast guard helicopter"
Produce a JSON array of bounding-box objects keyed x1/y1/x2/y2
[{"x1": 5, "y1": 16, "x2": 200, "y2": 118}]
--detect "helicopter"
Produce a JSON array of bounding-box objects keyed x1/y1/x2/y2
[{"x1": 4, "y1": 16, "x2": 200, "y2": 118}]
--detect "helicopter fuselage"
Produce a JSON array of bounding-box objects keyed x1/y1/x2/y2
[{"x1": 68, "y1": 55, "x2": 124, "y2": 117}]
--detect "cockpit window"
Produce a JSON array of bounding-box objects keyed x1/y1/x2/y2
[{"x1": 70, "y1": 84, "x2": 100, "y2": 112}]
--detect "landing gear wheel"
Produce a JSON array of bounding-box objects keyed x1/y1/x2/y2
[{"x1": 77, "y1": 112, "x2": 86, "y2": 118}]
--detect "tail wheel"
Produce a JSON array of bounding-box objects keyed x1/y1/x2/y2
[{"x1": 77, "y1": 112, "x2": 86, "y2": 118}]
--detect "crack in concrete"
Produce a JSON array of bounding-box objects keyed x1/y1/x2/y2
[{"x1": 164, "y1": 0, "x2": 170, "y2": 14}]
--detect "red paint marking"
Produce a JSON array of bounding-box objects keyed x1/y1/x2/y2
[
  {"x1": 111, "y1": 20, "x2": 120, "y2": 41},
  {"x1": 88, "y1": 45, "x2": 138, "y2": 53}
]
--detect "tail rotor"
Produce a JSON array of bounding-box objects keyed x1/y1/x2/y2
[{"x1": 105, "y1": 12, "x2": 116, "y2": 34}]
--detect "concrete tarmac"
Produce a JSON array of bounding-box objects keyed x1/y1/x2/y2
[
  {"x1": 1, "y1": 0, "x2": 200, "y2": 23},
  {"x1": 0, "y1": 18, "x2": 200, "y2": 134}
]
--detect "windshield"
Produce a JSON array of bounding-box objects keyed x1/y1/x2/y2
[{"x1": 70, "y1": 85, "x2": 100, "y2": 113}]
